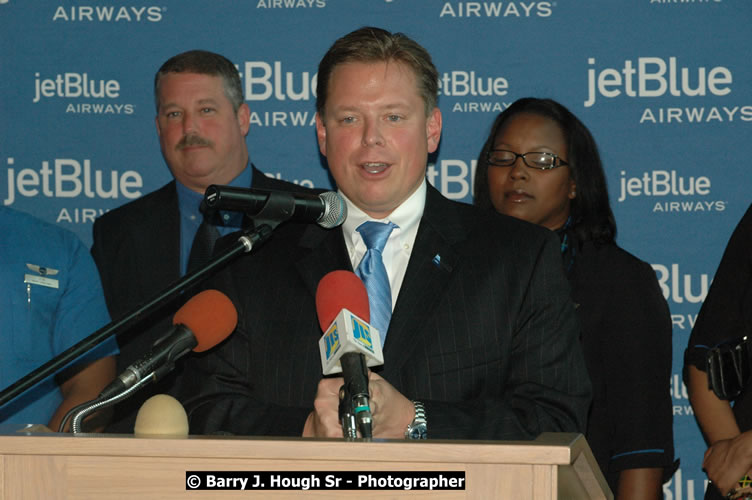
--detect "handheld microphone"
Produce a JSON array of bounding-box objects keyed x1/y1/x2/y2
[
  {"x1": 99, "y1": 290, "x2": 238, "y2": 400},
  {"x1": 316, "y1": 270, "x2": 383, "y2": 438},
  {"x1": 204, "y1": 186, "x2": 347, "y2": 229}
]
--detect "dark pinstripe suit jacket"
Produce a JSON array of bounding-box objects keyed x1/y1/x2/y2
[
  {"x1": 180, "y1": 184, "x2": 591, "y2": 440},
  {"x1": 91, "y1": 165, "x2": 304, "y2": 432}
]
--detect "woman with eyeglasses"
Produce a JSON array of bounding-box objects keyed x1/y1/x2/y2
[{"x1": 474, "y1": 97, "x2": 676, "y2": 499}]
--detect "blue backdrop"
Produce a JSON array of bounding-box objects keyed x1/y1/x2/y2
[{"x1": 2, "y1": 1, "x2": 750, "y2": 497}]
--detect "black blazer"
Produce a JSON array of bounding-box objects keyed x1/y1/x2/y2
[
  {"x1": 181, "y1": 184, "x2": 591, "y2": 440},
  {"x1": 570, "y1": 241, "x2": 675, "y2": 489},
  {"x1": 91, "y1": 165, "x2": 307, "y2": 432}
]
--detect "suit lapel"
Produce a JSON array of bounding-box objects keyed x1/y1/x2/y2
[
  {"x1": 294, "y1": 225, "x2": 353, "y2": 313},
  {"x1": 282, "y1": 182, "x2": 469, "y2": 365},
  {"x1": 147, "y1": 182, "x2": 181, "y2": 286},
  {"x1": 382, "y1": 184, "x2": 466, "y2": 372},
  {"x1": 250, "y1": 164, "x2": 275, "y2": 189},
  {"x1": 250, "y1": 164, "x2": 352, "y2": 324}
]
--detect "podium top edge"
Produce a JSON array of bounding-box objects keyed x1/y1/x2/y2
[{"x1": 0, "y1": 430, "x2": 587, "y2": 466}]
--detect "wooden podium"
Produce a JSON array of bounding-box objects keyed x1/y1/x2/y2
[{"x1": 0, "y1": 429, "x2": 611, "y2": 499}]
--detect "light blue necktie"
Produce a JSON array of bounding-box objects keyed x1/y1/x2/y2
[{"x1": 355, "y1": 221, "x2": 397, "y2": 346}]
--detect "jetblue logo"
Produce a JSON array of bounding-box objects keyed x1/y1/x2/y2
[
  {"x1": 3, "y1": 157, "x2": 143, "y2": 206},
  {"x1": 426, "y1": 159, "x2": 477, "y2": 202},
  {"x1": 241, "y1": 62, "x2": 317, "y2": 102},
  {"x1": 34, "y1": 73, "x2": 120, "y2": 103},
  {"x1": 439, "y1": 71, "x2": 509, "y2": 98},
  {"x1": 323, "y1": 324, "x2": 340, "y2": 361},
  {"x1": 617, "y1": 170, "x2": 727, "y2": 213},
  {"x1": 351, "y1": 317, "x2": 375, "y2": 354},
  {"x1": 585, "y1": 57, "x2": 733, "y2": 108},
  {"x1": 652, "y1": 263, "x2": 710, "y2": 305},
  {"x1": 617, "y1": 170, "x2": 710, "y2": 202}
]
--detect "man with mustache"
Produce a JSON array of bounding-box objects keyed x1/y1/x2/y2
[{"x1": 91, "y1": 50, "x2": 308, "y2": 433}]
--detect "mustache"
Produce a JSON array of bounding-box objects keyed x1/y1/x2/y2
[{"x1": 177, "y1": 134, "x2": 213, "y2": 149}]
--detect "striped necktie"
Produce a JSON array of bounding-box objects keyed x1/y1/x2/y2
[{"x1": 355, "y1": 221, "x2": 397, "y2": 346}]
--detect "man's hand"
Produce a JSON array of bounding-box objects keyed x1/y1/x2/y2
[
  {"x1": 302, "y1": 371, "x2": 415, "y2": 439},
  {"x1": 302, "y1": 377, "x2": 342, "y2": 438},
  {"x1": 367, "y1": 372, "x2": 414, "y2": 438}
]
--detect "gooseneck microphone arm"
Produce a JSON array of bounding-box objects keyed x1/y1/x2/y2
[
  {"x1": 61, "y1": 372, "x2": 156, "y2": 433},
  {"x1": 0, "y1": 224, "x2": 273, "y2": 409}
]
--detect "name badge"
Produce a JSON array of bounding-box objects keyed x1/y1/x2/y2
[{"x1": 24, "y1": 274, "x2": 59, "y2": 289}]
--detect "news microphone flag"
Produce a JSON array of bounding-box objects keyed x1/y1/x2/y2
[{"x1": 319, "y1": 308, "x2": 383, "y2": 376}]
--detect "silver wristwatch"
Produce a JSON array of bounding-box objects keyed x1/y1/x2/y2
[{"x1": 405, "y1": 400, "x2": 427, "y2": 440}]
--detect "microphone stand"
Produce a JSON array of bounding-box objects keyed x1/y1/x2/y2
[
  {"x1": 0, "y1": 224, "x2": 273, "y2": 409},
  {"x1": 58, "y1": 193, "x2": 315, "y2": 432},
  {"x1": 63, "y1": 373, "x2": 155, "y2": 434}
]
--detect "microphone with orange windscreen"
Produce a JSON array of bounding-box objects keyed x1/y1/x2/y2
[
  {"x1": 99, "y1": 289, "x2": 237, "y2": 400},
  {"x1": 316, "y1": 270, "x2": 383, "y2": 438}
]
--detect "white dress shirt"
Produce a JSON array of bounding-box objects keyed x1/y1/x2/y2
[{"x1": 341, "y1": 180, "x2": 427, "y2": 311}]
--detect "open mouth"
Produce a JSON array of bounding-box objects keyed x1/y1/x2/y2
[{"x1": 362, "y1": 162, "x2": 389, "y2": 174}]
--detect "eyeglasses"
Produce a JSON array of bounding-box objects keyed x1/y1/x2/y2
[{"x1": 486, "y1": 149, "x2": 569, "y2": 170}]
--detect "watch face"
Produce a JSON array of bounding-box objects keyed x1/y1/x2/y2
[{"x1": 408, "y1": 425, "x2": 427, "y2": 440}]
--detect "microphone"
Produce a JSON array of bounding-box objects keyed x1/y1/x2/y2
[
  {"x1": 99, "y1": 289, "x2": 238, "y2": 400},
  {"x1": 204, "y1": 186, "x2": 347, "y2": 229},
  {"x1": 316, "y1": 271, "x2": 384, "y2": 438},
  {"x1": 134, "y1": 394, "x2": 189, "y2": 437}
]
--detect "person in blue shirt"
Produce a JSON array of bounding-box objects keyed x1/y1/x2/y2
[
  {"x1": 0, "y1": 206, "x2": 117, "y2": 431},
  {"x1": 91, "y1": 50, "x2": 314, "y2": 432}
]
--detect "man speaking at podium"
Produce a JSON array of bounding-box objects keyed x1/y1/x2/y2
[{"x1": 181, "y1": 27, "x2": 590, "y2": 441}]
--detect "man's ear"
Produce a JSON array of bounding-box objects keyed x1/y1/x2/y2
[
  {"x1": 237, "y1": 103, "x2": 251, "y2": 136},
  {"x1": 315, "y1": 112, "x2": 327, "y2": 156},
  {"x1": 426, "y1": 107, "x2": 442, "y2": 154}
]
